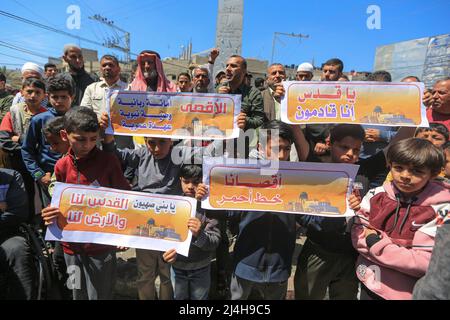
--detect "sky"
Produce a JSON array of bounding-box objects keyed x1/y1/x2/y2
[{"x1": 0, "y1": 0, "x2": 449, "y2": 72}]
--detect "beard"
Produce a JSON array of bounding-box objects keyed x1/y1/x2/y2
[{"x1": 144, "y1": 69, "x2": 158, "y2": 86}]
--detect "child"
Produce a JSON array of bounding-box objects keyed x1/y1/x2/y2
[
  {"x1": 170, "y1": 164, "x2": 220, "y2": 300},
  {"x1": 43, "y1": 116, "x2": 70, "y2": 157},
  {"x1": 21, "y1": 76, "x2": 74, "y2": 210},
  {"x1": 352, "y1": 138, "x2": 450, "y2": 300},
  {"x1": 42, "y1": 116, "x2": 71, "y2": 299},
  {"x1": 415, "y1": 122, "x2": 448, "y2": 148},
  {"x1": 100, "y1": 112, "x2": 220, "y2": 300},
  {"x1": 206, "y1": 120, "x2": 303, "y2": 300},
  {"x1": 0, "y1": 78, "x2": 47, "y2": 219},
  {"x1": 41, "y1": 107, "x2": 131, "y2": 300}
]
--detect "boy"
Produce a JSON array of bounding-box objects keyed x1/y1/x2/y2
[
  {"x1": 41, "y1": 107, "x2": 131, "y2": 300},
  {"x1": 0, "y1": 78, "x2": 47, "y2": 219},
  {"x1": 294, "y1": 124, "x2": 415, "y2": 300},
  {"x1": 21, "y1": 76, "x2": 74, "y2": 209},
  {"x1": 196, "y1": 120, "x2": 305, "y2": 300},
  {"x1": 352, "y1": 138, "x2": 450, "y2": 299},
  {"x1": 100, "y1": 112, "x2": 220, "y2": 300},
  {"x1": 415, "y1": 122, "x2": 448, "y2": 148},
  {"x1": 170, "y1": 164, "x2": 221, "y2": 300},
  {"x1": 43, "y1": 117, "x2": 70, "y2": 158}
]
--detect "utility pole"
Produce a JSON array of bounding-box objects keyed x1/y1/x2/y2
[
  {"x1": 271, "y1": 32, "x2": 309, "y2": 64},
  {"x1": 89, "y1": 14, "x2": 131, "y2": 70}
]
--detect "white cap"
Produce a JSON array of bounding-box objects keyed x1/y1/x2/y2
[
  {"x1": 21, "y1": 62, "x2": 44, "y2": 76},
  {"x1": 297, "y1": 62, "x2": 314, "y2": 73}
]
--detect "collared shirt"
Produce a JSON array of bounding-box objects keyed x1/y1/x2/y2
[{"x1": 80, "y1": 78, "x2": 128, "y2": 117}]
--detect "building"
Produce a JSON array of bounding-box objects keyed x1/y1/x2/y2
[{"x1": 374, "y1": 33, "x2": 450, "y2": 87}]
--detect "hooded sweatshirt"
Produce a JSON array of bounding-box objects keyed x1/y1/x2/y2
[{"x1": 352, "y1": 181, "x2": 450, "y2": 300}]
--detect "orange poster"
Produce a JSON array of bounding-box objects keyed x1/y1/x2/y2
[
  {"x1": 45, "y1": 183, "x2": 197, "y2": 256},
  {"x1": 281, "y1": 81, "x2": 428, "y2": 126},
  {"x1": 105, "y1": 90, "x2": 241, "y2": 139},
  {"x1": 202, "y1": 157, "x2": 359, "y2": 217}
]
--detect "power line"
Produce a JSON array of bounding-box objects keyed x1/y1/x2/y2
[
  {"x1": 0, "y1": 51, "x2": 43, "y2": 64},
  {"x1": 0, "y1": 40, "x2": 49, "y2": 59},
  {"x1": 0, "y1": 10, "x2": 115, "y2": 50}
]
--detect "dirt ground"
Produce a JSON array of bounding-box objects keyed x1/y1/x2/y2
[{"x1": 113, "y1": 237, "x2": 306, "y2": 300}]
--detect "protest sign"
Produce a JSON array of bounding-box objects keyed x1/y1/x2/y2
[
  {"x1": 281, "y1": 81, "x2": 428, "y2": 126},
  {"x1": 106, "y1": 90, "x2": 241, "y2": 139},
  {"x1": 202, "y1": 157, "x2": 359, "y2": 217}
]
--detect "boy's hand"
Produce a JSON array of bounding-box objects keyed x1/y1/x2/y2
[
  {"x1": 41, "y1": 206, "x2": 63, "y2": 225},
  {"x1": 99, "y1": 112, "x2": 110, "y2": 130},
  {"x1": 237, "y1": 112, "x2": 247, "y2": 129},
  {"x1": 12, "y1": 135, "x2": 20, "y2": 143},
  {"x1": 40, "y1": 172, "x2": 52, "y2": 187},
  {"x1": 162, "y1": 248, "x2": 177, "y2": 264},
  {"x1": 364, "y1": 226, "x2": 378, "y2": 238},
  {"x1": 348, "y1": 189, "x2": 362, "y2": 212},
  {"x1": 195, "y1": 184, "x2": 208, "y2": 201},
  {"x1": 365, "y1": 129, "x2": 381, "y2": 142},
  {"x1": 99, "y1": 112, "x2": 114, "y2": 143},
  {"x1": 188, "y1": 217, "x2": 202, "y2": 237}
]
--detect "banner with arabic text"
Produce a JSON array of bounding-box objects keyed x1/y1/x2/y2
[
  {"x1": 281, "y1": 81, "x2": 428, "y2": 126},
  {"x1": 45, "y1": 183, "x2": 197, "y2": 256},
  {"x1": 202, "y1": 157, "x2": 359, "y2": 217},
  {"x1": 106, "y1": 90, "x2": 241, "y2": 140}
]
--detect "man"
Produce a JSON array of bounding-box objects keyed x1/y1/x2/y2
[
  {"x1": 130, "y1": 50, "x2": 177, "y2": 93},
  {"x1": 218, "y1": 55, "x2": 265, "y2": 131},
  {"x1": 0, "y1": 73, "x2": 13, "y2": 123},
  {"x1": 217, "y1": 55, "x2": 265, "y2": 158},
  {"x1": 44, "y1": 63, "x2": 58, "y2": 79},
  {"x1": 296, "y1": 62, "x2": 314, "y2": 81},
  {"x1": 61, "y1": 44, "x2": 98, "y2": 106},
  {"x1": 81, "y1": 55, "x2": 132, "y2": 149},
  {"x1": 176, "y1": 72, "x2": 192, "y2": 92},
  {"x1": 81, "y1": 55, "x2": 127, "y2": 116},
  {"x1": 262, "y1": 63, "x2": 286, "y2": 121},
  {"x1": 11, "y1": 62, "x2": 48, "y2": 109},
  {"x1": 304, "y1": 58, "x2": 344, "y2": 160},
  {"x1": 321, "y1": 58, "x2": 343, "y2": 81},
  {"x1": 427, "y1": 77, "x2": 450, "y2": 132}
]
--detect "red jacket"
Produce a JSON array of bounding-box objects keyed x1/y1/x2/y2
[{"x1": 55, "y1": 147, "x2": 131, "y2": 256}]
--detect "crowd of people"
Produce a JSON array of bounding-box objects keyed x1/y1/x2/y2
[{"x1": 0, "y1": 43, "x2": 449, "y2": 300}]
